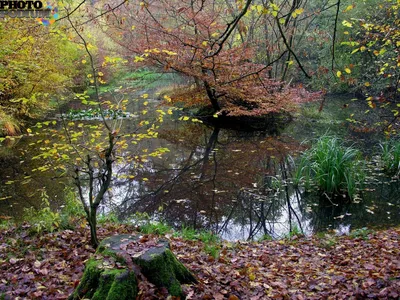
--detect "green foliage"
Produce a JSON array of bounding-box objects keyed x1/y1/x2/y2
[
  {"x1": 98, "y1": 213, "x2": 120, "y2": 225},
  {"x1": 349, "y1": 227, "x2": 372, "y2": 240},
  {"x1": 0, "y1": 109, "x2": 20, "y2": 136},
  {"x1": 23, "y1": 189, "x2": 61, "y2": 234},
  {"x1": 0, "y1": 19, "x2": 82, "y2": 135},
  {"x1": 379, "y1": 140, "x2": 400, "y2": 176},
  {"x1": 204, "y1": 244, "x2": 220, "y2": 259},
  {"x1": 63, "y1": 191, "x2": 85, "y2": 217},
  {"x1": 295, "y1": 135, "x2": 365, "y2": 198},
  {"x1": 179, "y1": 226, "x2": 198, "y2": 241},
  {"x1": 129, "y1": 212, "x2": 151, "y2": 226},
  {"x1": 199, "y1": 231, "x2": 220, "y2": 244},
  {"x1": 60, "y1": 189, "x2": 85, "y2": 229},
  {"x1": 286, "y1": 224, "x2": 303, "y2": 240},
  {"x1": 140, "y1": 221, "x2": 172, "y2": 235},
  {"x1": 315, "y1": 232, "x2": 338, "y2": 249},
  {"x1": 299, "y1": 105, "x2": 328, "y2": 121},
  {"x1": 258, "y1": 234, "x2": 273, "y2": 242}
]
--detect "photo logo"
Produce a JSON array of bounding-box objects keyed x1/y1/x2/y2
[{"x1": 0, "y1": 1, "x2": 59, "y2": 25}]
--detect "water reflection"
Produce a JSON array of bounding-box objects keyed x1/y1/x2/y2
[
  {"x1": 1, "y1": 93, "x2": 399, "y2": 239},
  {"x1": 107, "y1": 120, "x2": 399, "y2": 240}
]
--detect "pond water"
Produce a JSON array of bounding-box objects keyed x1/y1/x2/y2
[{"x1": 0, "y1": 80, "x2": 399, "y2": 240}]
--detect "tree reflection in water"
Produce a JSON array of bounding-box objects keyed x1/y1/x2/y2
[{"x1": 108, "y1": 122, "x2": 399, "y2": 240}]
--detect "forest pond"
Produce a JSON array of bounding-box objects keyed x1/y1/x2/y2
[{"x1": 1, "y1": 85, "x2": 399, "y2": 240}]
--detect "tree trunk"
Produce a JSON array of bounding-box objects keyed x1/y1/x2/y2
[
  {"x1": 203, "y1": 80, "x2": 221, "y2": 112},
  {"x1": 88, "y1": 208, "x2": 99, "y2": 248},
  {"x1": 69, "y1": 234, "x2": 196, "y2": 300}
]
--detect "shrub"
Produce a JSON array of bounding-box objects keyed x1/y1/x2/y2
[
  {"x1": 379, "y1": 140, "x2": 400, "y2": 176},
  {"x1": 294, "y1": 136, "x2": 365, "y2": 199},
  {"x1": 23, "y1": 190, "x2": 61, "y2": 234}
]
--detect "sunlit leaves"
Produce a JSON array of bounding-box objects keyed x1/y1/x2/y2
[
  {"x1": 134, "y1": 56, "x2": 145, "y2": 63},
  {"x1": 291, "y1": 8, "x2": 304, "y2": 18},
  {"x1": 342, "y1": 20, "x2": 353, "y2": 27},
  {"x1": 343, "y1": 4, "x2": 355, "y2": 12}
]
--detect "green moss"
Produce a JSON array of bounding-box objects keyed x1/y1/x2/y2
[
  {"x1": 70, "y1": 258, "x2": 103, "y2": 299},
  {"x1": 70, "y1": 257, "x2": 137, "y2": 300},
  {"x1": 134, "y1": 248, "x2": 196, "y2": 298},
  {"x1": 107, "y1": 271, "x2": 137, "y2": 300},
  {"x1": 92, "y1": 269, "x2": 137, "y2": 300},
  {"x1": 71, "y1": 234, "x2": 195, "y2": 299},
  {"x1": 92, "y1": 270, "x2": 118, "y2": 300}
]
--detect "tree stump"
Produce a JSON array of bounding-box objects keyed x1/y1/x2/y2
[{"x1": 69, "y1": 234, "x2": 197, "y2": 300}]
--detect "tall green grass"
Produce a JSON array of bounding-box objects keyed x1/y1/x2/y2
[
  {"x1": 294, "y1": 136, "x2": 365, "y2": 199},
  {"x1": 379, "y1": 140, "x2": 400, "y2": 176}
]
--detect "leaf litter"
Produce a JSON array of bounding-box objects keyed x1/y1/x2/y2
[{"x1": 0, "y1": 223, "x2": 399, "y2": 299}]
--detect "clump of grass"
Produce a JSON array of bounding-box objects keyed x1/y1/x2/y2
[
  {"x1": 98, "y1": 212, "x2": 120, "y2": 225},
  {"x1": 349, "y1": 227, "x2": 372, "y2": 240},
  {"x1": 140, "y1": 221, "x2": 172, "y2": 235},
  {"x1": 258, "y1": 234, "x2": 273, "y2": 242},
  {"x1": 198, "y1": 231, "x2": 220, "y2": 259},
  {"x1": 179, "y1": 226, "x2": 198, "y2": 240},
  {"x1": 300, "y1": 105, "x2": 328, "y2": 120},
  {"x1": 0, "y1": 110, "x2": 20, "y2": 136},
  {"x1": 204, "y1": 244, "x2": 220, "y2": 259},
  {"x1": 379, "y1": 140, "x2": 400, "y2": 176},
  {"x1": 294, "y1": 135, "x2": 365, "y2": 199}
]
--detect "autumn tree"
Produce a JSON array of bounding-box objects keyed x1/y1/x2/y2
[
  {"x1": 100, "y1": 0, "x2": 321, "y2": 118},
  {"x1": 0, "y1": 18, "x2": 82, "y2": 136},
  {"x1": 337, "y1": 0, "x2": 399, "y2": 134}
]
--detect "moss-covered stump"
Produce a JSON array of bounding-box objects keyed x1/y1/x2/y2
[{"x1": 69, "y1": 234, "x2": 196, "y2": 300}]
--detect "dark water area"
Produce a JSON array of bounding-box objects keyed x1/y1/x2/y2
[{"x1": 0, "y1": 89, "x2": 399, "y2": 240}]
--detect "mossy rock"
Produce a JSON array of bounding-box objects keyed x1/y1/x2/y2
[{"x1": 69, "y1": 234, "x2": 196, "y2": 300}]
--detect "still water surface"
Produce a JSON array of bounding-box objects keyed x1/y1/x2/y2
[{"x1": 0, "y1": 86, "x2": 399, "y2": 240}]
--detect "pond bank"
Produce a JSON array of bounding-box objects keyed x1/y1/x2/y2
[{"x1": 0, "y1": 221, "x2": 399, "y2": 299}]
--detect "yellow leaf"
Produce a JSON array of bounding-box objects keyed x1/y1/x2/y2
[
  {"x1": 161, "y1": 50, "x2": 177, "y2": 56},
  {"x1": 344, "y1": 5, "x2": 354, "y2": 12},
  {"x1": 81, "y1": 60, "x2": 87, "y2": 64},
  {"x1": 143, "y1": 101, "x2": 149, "y2": 106},
  {"x1": 142, "y1": 94, "x2": 149, "y2": 99},
  {"x1": 342, "y1": 20, "x2": 353, "y2": 27},
  {"x1": 167, "y1": 109, "x2": 173, "y2": 115},
  {"x1": 365, "y1": 82, "x2": 371, "y2": 87},
  {"x1": 291, "y1": 7, "x2": 304, "y2": 18},
  {"x1": 183, "y1": 116, "x2": 190, "y2": 121},
  {"x1": 142, "y1": 178, "x2": 149, "y2": 181},
  {"x1": 202, "y1": 41, "x2": 208, "y2": 46},
  {"x1": 336, "y1": 71, "x2": 342, "y2": 77},
  {"x1": 134, "y1": 56, "x2": 145, "y2": 63},
  {"x1": 345, "y1": 68, "x2": 351, "y2": 74}
]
